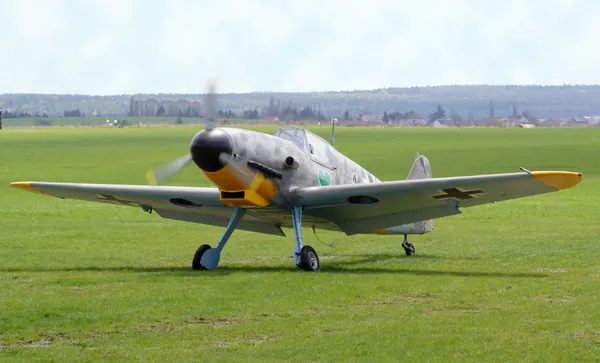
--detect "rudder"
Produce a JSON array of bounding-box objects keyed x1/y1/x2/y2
[
  {"x1": 406, "y1": 152, "x2": 432, "y2": 180},
  {"x1": 406, "y1": 152, "x2": 433, "y2": 233}
]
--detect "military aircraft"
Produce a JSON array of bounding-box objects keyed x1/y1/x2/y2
[{"x1": 10, "y1": 82, "x2": 583, "y2": 272}]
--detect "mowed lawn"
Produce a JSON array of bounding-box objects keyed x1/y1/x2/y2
[{"x1": 1, "y1": 126, "x2": 599, "y2": 362}]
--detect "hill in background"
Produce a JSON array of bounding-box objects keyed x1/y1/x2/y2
[{"x1": 2, "y1": 85, "x2": 600, "y2": 123}]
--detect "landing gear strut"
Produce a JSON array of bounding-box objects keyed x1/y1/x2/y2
[
  {"x1": 192, "y1": 207, "x2": 246, "y2": 270},
  {"x1": 291, "y1": 206, "x2": 320, "y2": 271},
  {"x1": 402, "y1": 234, "x2": 415, "y2": 256}
]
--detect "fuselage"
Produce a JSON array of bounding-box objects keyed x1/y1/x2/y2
[{"x1": 189, "y1": 126, "x2": 430, "y2": 235}]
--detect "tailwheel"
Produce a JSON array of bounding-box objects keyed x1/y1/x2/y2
[
  {"x1": 192, "y1": 244, "x2": 211, "y2": 270},
  {"x1": 402, "y1": 234, "x2": 416, "y2": 256},
  {"x1": 298, "y1": 245, "x2": 320, "y2": 272}
]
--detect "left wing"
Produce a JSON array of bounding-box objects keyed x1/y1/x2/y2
[
  {"x1": 9, "y1": 182, "x2": 286, "y2": 236},
  {"x1": 289, "y1": 170, "x2": 582, "y2": 235}
]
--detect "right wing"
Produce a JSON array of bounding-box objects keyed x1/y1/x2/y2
[
  {"x1": 289, "y1": 170, "x2": 582, "y2": 235},
  {"x1": 10, "y1": 182, "x2": 286, "y2": 236}
]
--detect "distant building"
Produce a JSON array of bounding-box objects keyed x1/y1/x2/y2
[
  {"x1": 390, "y1": 112, "x2": 426, "y2": 126},
  {"x1": 434, "y1": 117, "x2": 453, "y2": 126},
  {"x1": 566, "y1": 118, "x2": 589, "y2": 127},
  {"x1": 431, "y1": 120, "x2": 449, "y2": 128},
  {"x1": 505, "y1": 114, "x2": 525, "y2": 127}
]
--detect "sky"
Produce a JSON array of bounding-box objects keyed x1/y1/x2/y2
[{"x1": 1, "y1": 0, "x2": 599, "y2": 95}]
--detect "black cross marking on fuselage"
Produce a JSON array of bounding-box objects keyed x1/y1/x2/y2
[
  {"x1": 432, "y1": 188, "x2": 485, "y2": 201},
  {"x1": 96, "y1": 194, "x2": 139, "y2": 206}
]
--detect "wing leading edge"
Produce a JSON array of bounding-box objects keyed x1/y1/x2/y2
[
  {"x1": 9, "y1": 182, "x2": 286, "y2": 236},
  {"x1": 291, "y1": 171, "x2": 582, "y2": 235}
]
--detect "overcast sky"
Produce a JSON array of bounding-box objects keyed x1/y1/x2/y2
[{"x1": 1, "y1": 0, "x2": 598, "y2": 94}]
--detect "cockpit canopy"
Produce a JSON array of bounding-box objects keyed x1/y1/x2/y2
[
  {"x1": 273, "y1": 127, "x2": 307, "y2": 151},
  {"x1": 274, "y1": 127, "x2": 338, "y2": 169}
]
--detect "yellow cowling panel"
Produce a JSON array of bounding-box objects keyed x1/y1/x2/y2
[
  {"x1": 202, "y1": 165, "x2": 249, "y2": 191},
  {"x1": 202, "y1": 167, "x2": 278, "y2": 208}
]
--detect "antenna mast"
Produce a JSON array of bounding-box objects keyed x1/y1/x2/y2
[{"x1": 330, "y1": 118, "x2": 337, "y2": 146}]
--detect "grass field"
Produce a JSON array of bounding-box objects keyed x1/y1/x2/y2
[{"x1": 1, "y1": 126, "x2": 599, "y2": 362}]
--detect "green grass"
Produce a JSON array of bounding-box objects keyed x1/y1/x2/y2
[{"x1": 1, "y1": 126, "x2": 599, "y2": 362}]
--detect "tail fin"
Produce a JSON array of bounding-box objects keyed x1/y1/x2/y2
[
  {"x1": 406, "y1": 152, "x2": 432, "y2": 180},
  {"x1": 407, "y1": 152, "x2": 433, "y2": 233}
]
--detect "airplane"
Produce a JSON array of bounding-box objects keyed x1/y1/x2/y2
[{"x1": 10, "y1": 82, "x2": 583, "y2": 272}]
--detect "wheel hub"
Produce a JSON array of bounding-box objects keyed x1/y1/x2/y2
[{"x1": 308, "y1": 252, "x2": 318, "y2": 269}]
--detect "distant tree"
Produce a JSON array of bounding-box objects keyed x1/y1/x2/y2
[
  {"x1": 522, "y1": 109, "x2": 539, "y2": 125},
  {"x1": 450, "y1": 109, "x2": 463, "y2": 126},
  {"x1": 175, "y1": 114, "x2": 184, "y2": 125},
  {"x1": 343, "y1": 110, "x2": 350, "y2": 121},
  {"x1": 428, "y1": 104, "x2": 446, "y2": 123},
  {"x1": 278, "y1": 105, "x2": 298, "y2": 121},
  {"x1": 266, "y1": 95, "x2": 280, "y2": 116},
  {"x1": 218, "y1": 109, "x2": 236, "y2": 119},
  {"x1": 0, "y1": 110, "x2": 3, "y2": 130},
  {"x1": 42, "y1": 112, "x2": 48, "y2": 118},
  {"x1": 489, "y1": 100, "x2": 495, "y2": 119},
  {"x1": 512, "y1": 103, "x2": 518, "y2": 117},
  {"x1": 156, "y1": 105, "x2": 166, "y2": 117},
  {"x1": 298, "y1": 105, "x2": 313, "y2": 120},
  {"x1": 243, "y1": 108, "x2": 260, "y2": 119},
  {"x1": 64, "y1": 108, "x2": 82, "y2": 117},
  {"x1": 382, "y1": 110, "x2": 389, "y2": 124},
  {"x1": 128, "y1": 96, "x2": 135, "y2": 116}
]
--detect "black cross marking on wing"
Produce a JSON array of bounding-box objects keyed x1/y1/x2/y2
[
  {"x1": 432, "y1": 188, "x2": 485, "y2": 201},
  {"x1": 96, "y1": 194, "x2": 139, "y2": 206}
]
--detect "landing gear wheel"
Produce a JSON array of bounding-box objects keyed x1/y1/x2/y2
[
  {"x1": 403, "y1": 242, "x2": 415, "y2": 256},
  {"x1": 402, "y1": 234, "x2": 415, "y2": 256},
  {"x1": 298, "y1": 245, "x2": 320, "y2": 272},
  {"x1": 192, "y1": 244, "x2": 211, "y2": 270}
]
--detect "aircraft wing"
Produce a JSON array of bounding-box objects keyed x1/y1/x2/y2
[
  {"x1": 290, "y1": 171, "x2": 583, "y2": 235},
  {"x1": 9, "y1": 182, "x2": 286, "y2": 236}
]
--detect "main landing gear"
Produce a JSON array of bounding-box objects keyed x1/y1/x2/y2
[
  {"x1": 191, "y1": 205, "x2": 320, "y2": 271},
  {"x1": 291, "y1": 206, "x2": 320, "y2": 271},
  {"x1": 192, "y1": 207, "x2": 246, "y2": 270},
  {"x1": 402, "y1": 234, "x2": 416, "y2": 256}
]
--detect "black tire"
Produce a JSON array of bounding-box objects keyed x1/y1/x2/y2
[
  {"x1": 403, "y1": 242, "x2": 416, "y2": 256},
  {"x1": 192, "y1": 244, "x2": 212, "y2": 270},
  {"x1": 299, "y1": 245, "x2": 320, "y2": 272}
]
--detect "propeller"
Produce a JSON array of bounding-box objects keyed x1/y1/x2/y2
[
  {"x1": 205, "y1": 79, "x2": 217, "y2": 130},
  {"x1": 145, "y1": 79, "x2": 219, "y2": 185},
  {"x1": 146, "y1": 154, "x2": 193, "y2": 185}
]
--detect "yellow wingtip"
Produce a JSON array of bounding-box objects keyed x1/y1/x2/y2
[
  {"x1": 10, "y1": 182, "x2": 43, "y2": 195},
  {"x1": 10, "y1": 181, "x2": 31, "y2": 189},
  {"x1": 532, "y1": 171, "x2": 583, "y2": 190}
]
